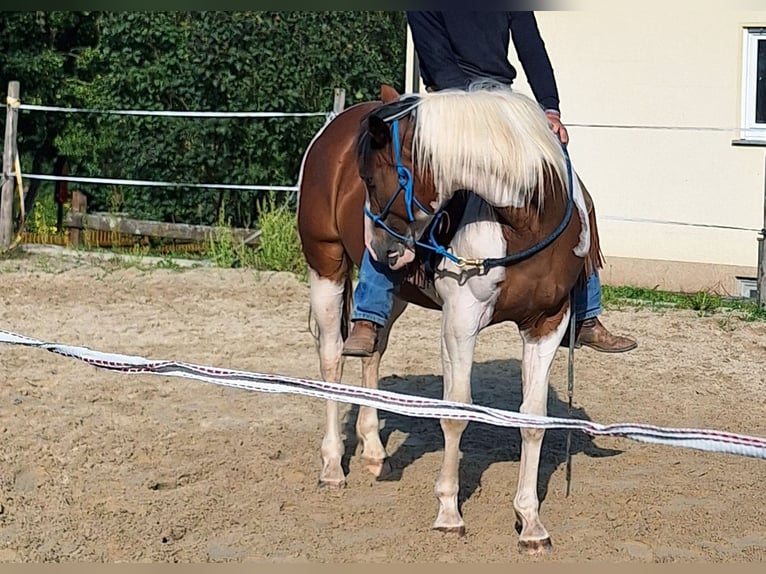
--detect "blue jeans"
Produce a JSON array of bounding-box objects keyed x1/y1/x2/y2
[
  {"x1": 573, "y1": 270, "x2": 602, "y2": 323},
  {"x1": 351, "y1": 249, "x2": 603, "y2": 326},
  {"x1": 351, "y1": 250, "x2": 404, "y2": 325}
]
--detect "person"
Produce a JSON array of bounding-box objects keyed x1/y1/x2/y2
[{"x1": 342, "y1": 11, "x2": 637, "y2": 357}]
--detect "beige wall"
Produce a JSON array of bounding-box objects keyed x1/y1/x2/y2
[{"x1": 405, "y1": 4, "x2": 765, "y2": 291}]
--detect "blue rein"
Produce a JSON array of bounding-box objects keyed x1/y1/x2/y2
[
  {"x1": 364, "y1": 117, "x2": 575, "y2": 271},
  {"x1": 479, "y1": 142, "x2": 575, "y2": 270}
]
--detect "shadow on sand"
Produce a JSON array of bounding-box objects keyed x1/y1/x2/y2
[{"x1": 341, "y1": 357, "x2": 622, "y2": 511}]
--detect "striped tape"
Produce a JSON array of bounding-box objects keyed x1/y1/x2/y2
[{"x1": 1, "y1": 328, "x2": 765, "y2": 461}]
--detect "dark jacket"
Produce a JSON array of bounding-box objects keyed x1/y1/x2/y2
[{"x1": 406, "y1": 11, "x2": 560, "y2": 112}]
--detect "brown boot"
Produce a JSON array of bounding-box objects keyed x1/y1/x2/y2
[
  {"x1": 342, "y1": 320, "x2": 379, "y2": 357},
  {"x1": 576, "y1": 317, "x2": 637, "y2": 353}
]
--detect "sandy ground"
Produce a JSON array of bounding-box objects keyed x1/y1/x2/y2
[{"x1": 0, "y1": 250, "x2": 765, "y2": 563}]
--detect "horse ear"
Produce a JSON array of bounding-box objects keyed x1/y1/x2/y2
[
  {"x1": 380, "y1": 84, "x2": 400, "y2": 103},
  {"x1": 368, "y1": 115, "x2": 391, "y2": 149}
]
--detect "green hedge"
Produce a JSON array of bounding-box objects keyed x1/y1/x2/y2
[{"x1": 0, "y1": 11, "x2": 406, "y2": 228}]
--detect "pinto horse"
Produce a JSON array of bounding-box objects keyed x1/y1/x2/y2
[{"x1": 297, "y1": 84, "x2": 602, "y2": 553}]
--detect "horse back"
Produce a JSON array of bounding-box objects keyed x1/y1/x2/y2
[{"x1": 489, "y1": 170, "x2": 600, "y2": 328}]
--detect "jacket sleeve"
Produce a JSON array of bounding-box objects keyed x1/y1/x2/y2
[
  {"x1": 406, "y1": 11, "x2": 473, "y2": 91},
  {"x1": 508, "y1": 11, "x2": 561, "y2": 112}
]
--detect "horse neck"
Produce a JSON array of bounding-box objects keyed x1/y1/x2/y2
[
  {"x1": 494, "y1": 174, "x2": 568, "y2": 245},
  {"x1": 412, "y1": 165, "x2": 443, "y2": 215}
]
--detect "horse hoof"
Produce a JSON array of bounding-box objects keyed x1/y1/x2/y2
[
  {"x1": 433, "y1": 526, "x2": 466, "y2": 537},
  {"x1": 518, "y1": 537, "x2": 553, "y2": 555},
  {"x1": 361, "y1": 456, "x2": 391, "y2": 479},
  {"x1": 317, "y1": 478, "x2": 346, "y2": 490}
]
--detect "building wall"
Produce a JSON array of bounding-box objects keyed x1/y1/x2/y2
[{"x1": 404, "y1": 5, "x2": 766, "y2": 294}]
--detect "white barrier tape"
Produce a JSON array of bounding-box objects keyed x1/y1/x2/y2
[
  {"x1": 599, "y1": 214, "x2": 761, "y2": 233},
  {"x1": 13, "y1": 108, "x2": 337, "y2": 193},
  {"x1": 1, "y1": 328, "x2": 765, "y2": 461},
  {"x1": 14, "y1": 102, "x2": 740, "y2": 132},
  {"x1": 11, "y1": 173, "x2": 761, "y2": 233},
  {"x1": 567, "y1": 122, "x2": 741, "y2": 133},
  {"x1": 18, "y1": 103, "x2": 329, "y2": 119},
  {"x1": 14, "y1": 173, "x2": 297, "y2": 192}
]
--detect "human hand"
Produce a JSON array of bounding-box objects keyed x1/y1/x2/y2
[{"x1": 545, "y1": 110, "x2": 569, "y2": 145}]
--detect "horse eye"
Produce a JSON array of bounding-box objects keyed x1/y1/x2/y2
[{"x1": 363, "y1": 176, "x2": 375, "y2": 188}]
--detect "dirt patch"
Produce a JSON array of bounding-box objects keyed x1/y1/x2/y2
[{"x1": 1, "y1": 252, "x2": 765, "y2": 562}]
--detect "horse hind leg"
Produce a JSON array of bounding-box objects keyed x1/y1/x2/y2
[
  {"x1": 356, "y1": 296, "x2": 407, "y2": 478},
  {"x1": 514, "y1": 304, "x2": 571, "y2": 554},
  {"x1": 309, "y1": 267, "x2": 349, "y2": 488}
]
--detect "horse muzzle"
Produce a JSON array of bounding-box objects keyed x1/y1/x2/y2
[
  {"x1": 365, "y1": 217, "x2": 417, "y2": 270},
  {"x1": 366, "y1": 235, "x2": 416, "y2": 271},
  {"x1": 386, "y1": 243, "x2": 415, "y2": 271}
]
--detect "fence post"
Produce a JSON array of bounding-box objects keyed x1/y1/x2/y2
[
  {"x1": 758, "y1": 153, "x2": 766, "y2": 309},
  {"x1": 1, "y1": 81, "x2": 20, "y2": 249},
  {"x1": 333, "y1": 88, "x2": 345, "y2": 115},
  {"x1": 68, "y1": 190, "x2": 87, "y2": 248}
]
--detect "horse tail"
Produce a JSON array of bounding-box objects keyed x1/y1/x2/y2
[
  {"x1": 577, "y1": 179, "x2": 605, "y2": 288},
  {"x1": 341, "y1": 259, "x2": 354, "y2": 341},
  {"x1": 585, "y1": 201, "x2": 605, "y2": 278}
]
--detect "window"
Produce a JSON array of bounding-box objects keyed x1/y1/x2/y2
[{"x1": 741, "y1": 28, "x2": 766, "y2": 141}]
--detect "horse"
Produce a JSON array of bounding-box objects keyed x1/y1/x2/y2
[{"x1": 296, "y1": 83, "x2": 602, "y2": 554}]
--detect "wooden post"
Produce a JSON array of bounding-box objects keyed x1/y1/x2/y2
[
  {"x1": 1, "y1": 81, "x2": 20, "y2": 249},
  {"x1": 54, "y1": 156, "x2": 69, "y2": 232},
  {"x1": 68, "y1": 190, "x2": 87, "y2": 248},
  {"x1": 333, "y1": 88, "x2": 345, "y2": 115},
  {"x1": 758, "y1": 153, "x2": 766, "y2": 309}
]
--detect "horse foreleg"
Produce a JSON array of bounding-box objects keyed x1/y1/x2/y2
[
  {"x1": 432, "y1": 299, "x2": 484, "y2": 535},
  {"x1": 515, "y1": 305, "x2": 570, "y2": 554},
  {"x1": 356, "y1": 296, "x2": 407, "y2": 478},
  {"x1": 309, "y1": 269, "x2": 347, "y2": 488}
]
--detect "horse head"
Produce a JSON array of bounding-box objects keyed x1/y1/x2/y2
[{"x1": 356, "y1": 85, "x2": 437, "y2": 271}]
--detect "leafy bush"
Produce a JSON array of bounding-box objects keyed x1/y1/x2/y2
[
  {"x1": 1, "y1": 12, "x2": 407, "y2": 230},
  {"x1": 252, "y1": 193, "x2": 306, "y2": 277}
]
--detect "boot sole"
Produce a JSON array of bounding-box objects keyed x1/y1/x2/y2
[
  {"x1": 342, "y1": 347, "x2": 376, "y2": 358},
  {"x1": 579, "y1": 341, "x2": 638, "y2": 353}
]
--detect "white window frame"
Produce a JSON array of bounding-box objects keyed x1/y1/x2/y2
[{"x1": 741, "y1": 27, "x2": 766, "y2": 141}]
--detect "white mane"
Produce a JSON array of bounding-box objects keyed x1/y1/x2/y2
[{"x1": 412, "y1": 85, "x2": 567, "y2": 209}]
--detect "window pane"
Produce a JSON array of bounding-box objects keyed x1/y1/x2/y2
[{"x1": 756, "y1": 39, "x2": 766, "y2": 123}]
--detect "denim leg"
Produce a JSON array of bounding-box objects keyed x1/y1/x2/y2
[
  {"x1": 573, "y1": 271, "x2": 603, "y2": 322},
  {"x1": 351, "y1": 250, "x2": 400, "y2": 327}
]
